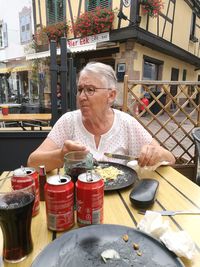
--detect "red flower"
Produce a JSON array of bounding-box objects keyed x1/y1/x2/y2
[
  {"x1": 35, "y1": 21, "x2": 69, "y2": 45},
  {"x1": 141, "y1": 0, "x2": 164, "y2": 17},
  {"x1": 73, "y1": 7, "x2": 115, "y2": 37}
]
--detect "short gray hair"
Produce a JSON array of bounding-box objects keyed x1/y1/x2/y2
[{"x1": 79, "y1": 62, "x2": 117, "y2": 89}]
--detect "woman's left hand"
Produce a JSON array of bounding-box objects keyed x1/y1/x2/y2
[
  {"x1": 138, "y1": 138, "x2": 175, "y2": 167},
  {"x1": 138, "y1": 144, "x2": 164, "y2": 167}
]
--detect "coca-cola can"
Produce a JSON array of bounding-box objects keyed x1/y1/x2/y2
[
  {"x1": 76, "y1": 172, "x2": 104, "y2": 227},
  {"x1": 44, "y1": 175, "x2": 74, "y2": 231},
  {"x1": 12, "y1": 167, "x2": 40, "y2": 216}
]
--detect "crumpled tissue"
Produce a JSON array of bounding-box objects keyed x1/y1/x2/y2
[
  {"x1": 137, "y1": 210, "x2": 170, "y2": 238},
  {"x1": 127, "y1": 160, "x2": 169, "y2": 172},
  {"x1": 137, "y1": 211, "x2": 197, "y2": 260}
]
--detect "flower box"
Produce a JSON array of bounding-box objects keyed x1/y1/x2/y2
[
  {"x1": 35, "y1": 21, "x2": 68, "y2": 45},
  {"x1": 73, "y1": 7, "x2": 115, "y2": 37}
]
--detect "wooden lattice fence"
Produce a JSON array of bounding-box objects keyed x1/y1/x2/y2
[{"x1": 122, "y1": 75, "x2": 200, "y2": 182}]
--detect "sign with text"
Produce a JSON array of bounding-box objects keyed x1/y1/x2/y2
[{"x1": 67, "y1": 32, "x2": 110, "y2": 48}]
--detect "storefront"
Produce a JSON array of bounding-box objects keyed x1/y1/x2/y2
[{"x1": 0, "y1": 62, "x2": 32, "y2": 104}]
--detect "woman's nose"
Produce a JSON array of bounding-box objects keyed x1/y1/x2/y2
[{"x1": 78, "y1": 90, "x2": 87, "y2": 98}]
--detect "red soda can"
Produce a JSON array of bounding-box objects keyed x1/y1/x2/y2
[
  {"x1": 76, "y1": 172, "x2": 104, "y2": 226},
  {"x1": 12, "y1": 167, "x2": 40, "y2": 216},
  {"x1": 44, "y1": 175, "x2": 74, "y2": 231}
]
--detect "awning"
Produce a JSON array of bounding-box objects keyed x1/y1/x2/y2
[
  {"x1": 0, "y1": 66, "x2": 31, "y2": 73},
  {"x1": 0, "y1": 67, "x2": 10, "y2": 74},
  {"x1": 26, "y1": 50, "x2": 52, "y2": 60},
  {"x1": 26, "y1": 43, "x2": 97, "y2": 60},
  {"x1": 26, "y1": 48, "x2": 62, "y2": 60},
  {"x1": 11, "y1": 66, "x2": 32, "y2": 72}
]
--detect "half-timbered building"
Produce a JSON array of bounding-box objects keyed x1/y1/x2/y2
[{"x1": 30, "y1": 0, "x2": 200, "y2": 106}]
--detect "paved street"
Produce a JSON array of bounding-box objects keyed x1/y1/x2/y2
[{"x1": 139, "y1": 107, "x2": 198, "y2": 161}]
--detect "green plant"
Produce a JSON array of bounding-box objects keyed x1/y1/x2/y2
[
  {"x1": 141, "y1": 0, "x2": 164, "y2": 17},
  {"x1": 73, "y1": 7, "x2": 115, "y2": 37}
]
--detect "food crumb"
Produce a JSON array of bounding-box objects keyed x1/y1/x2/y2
[
  {"x1": 137, "y1": 250, "x2": 142, "y2": 256},
  {"x1": 122, "y1": 234, "x2": 129, "y2": 242},
  {"x1": 133, "y1": 243, "x2": 139, "y2": 250}
]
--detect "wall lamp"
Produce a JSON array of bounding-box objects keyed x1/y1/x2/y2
[{"x1": 117, "y1": 11, "x2": 141, "y2": 26}]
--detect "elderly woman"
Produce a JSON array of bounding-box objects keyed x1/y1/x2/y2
[{"x1": 28, "y1": 62, "x2": 175, "y2": 172}]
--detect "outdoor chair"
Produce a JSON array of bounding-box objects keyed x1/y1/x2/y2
[
  {"x1": 191, "y1": 127, "x2": 200, "y2": 185},
  {"x1": 0, "y1": 130, "x2": 49, "y2": 173}
]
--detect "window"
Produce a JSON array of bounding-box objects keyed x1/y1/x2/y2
[
  {"x1": 19, "y1": 8, "x2": 32, "y2": 44},
  {"x1": 182, "y1": 69, "x2": 187, "y2": 81},
  {"x1": 0, "y1": 22, "x2": 8, "y2": 48},
  {"x1": 46, "y1": 0, "x2": 65, "y2": 25},
  {"x1": 190, "y1": 12, "x2": 198, "y2": 42},
  {"x1": 143, "y1": 56, "x2": 163, "y2": 92},
  {"x1": 143, "y1": 61, "x2": 158, "y2": 80},
  {"x1": 85, "y1": 0, "x2": 111, "y2": 11},
  {"x1": 0, "y1": 24, "x2": 3, "y2": 48}
]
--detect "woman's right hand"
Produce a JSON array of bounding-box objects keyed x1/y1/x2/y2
[{"x1": 61, "y1": 140, "x2": 88, "y2": 157}]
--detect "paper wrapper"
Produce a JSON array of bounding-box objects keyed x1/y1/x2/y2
[
  {"x1": 127, "y1": 160, "x2": 169, "y2": 172},
  {"x1": 160, "y1": 230, "x2": 196, "y2": 260},
  {"x1": 137, "y1": 211, "x2": 170, "y2": 238},
  {"x1": 137, "y1": 211, "x2": 197, "y2": 260}
]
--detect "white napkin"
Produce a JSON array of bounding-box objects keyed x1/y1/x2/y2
[
  {"x1": 160, "y1": 230, "x2": 196, "y2": 260},
  {"x1": 127, "y1": 160, "x2": 169, "y2": 172},
  {"x1": 137, "y1": 211, "x2": 197, "y2": 260},
  {"x1": 137, "y1": 210, "x2": 170, "y2": 238}
]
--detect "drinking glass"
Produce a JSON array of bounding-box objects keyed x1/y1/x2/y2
[
  {"x1": 0, "y1": 175, "x2": 35, "y2": 263},
  {"x1": 64, "y1": 151, "x2": 94, "y2": 184}
]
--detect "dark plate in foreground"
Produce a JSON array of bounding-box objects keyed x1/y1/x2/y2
[
  {"x1": 97, "y1": 161, "x2": 137, "y2": 191},
  {"x1": 31, "y1": 224, "x2": 184, "y2": 267}
]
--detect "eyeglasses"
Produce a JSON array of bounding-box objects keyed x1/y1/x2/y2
[{"x1": 76, "y1": 86, "x2": 111, "y2": 96}]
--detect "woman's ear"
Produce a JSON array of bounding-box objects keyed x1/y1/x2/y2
[{"x1": 108, "y1": 89, "x2": 117, "y2": 105}]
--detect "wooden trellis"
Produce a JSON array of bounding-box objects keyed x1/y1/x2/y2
[{"x1": 122, "y1": 75, "x2": 200, "y2": 181}]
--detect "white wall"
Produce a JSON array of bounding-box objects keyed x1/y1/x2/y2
[{"x1": 0, "y1": 0, "x2": 34, "y2": 62}]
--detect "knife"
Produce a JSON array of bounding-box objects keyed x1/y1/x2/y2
[
  {"x1": 138, "y1": 210, "x2": 200, "y2": 216},
  {"x1": 104, "y1": 153, "x2": 138, "y2": 161}
]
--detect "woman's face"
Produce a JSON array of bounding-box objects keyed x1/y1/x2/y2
[{"x1": 77, "y1": 72, "x2": 115, "y2": 118}]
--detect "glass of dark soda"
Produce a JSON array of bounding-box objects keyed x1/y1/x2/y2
[
  {"x1": 64, "y1": 151, "x2": 94, "y2": 184},
  {"x1": 0, "y1": 175, "x2": 35, "y2": 263}
]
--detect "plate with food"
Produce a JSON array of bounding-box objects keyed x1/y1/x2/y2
[
  {"x1": 94, "y1": 161, "x2": 137, "y2": 191},
  {"x1": 31, "y1": 224, "x2": 184, "y2": 267}
]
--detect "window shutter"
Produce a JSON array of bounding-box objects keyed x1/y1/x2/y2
[
  {"x1": 3, "y1": 23, "x2": 8, "y2": 47},
  {"x1": 25, "y1": 14, "x2": 32, "y2": 42},
  {"x1": 88, "y1": 0, "x2": 97, "y2": 11},
  {"x1": 100, "y1": 0, "x2": 111, "y2": 8},
  {"x1": 47, "y1": 0, "x2": 64, "y2": 25},
  {"x1": 20, "y1": 16, "x2": 26, "y2": 43},
  {"x1": 56, "y1": 0, "x2": 64, "y2": 22},
  {"x1": 0, "y1": 24, "x2": 3, "y2": 47},
  {"x1": 47, "y1": 0, "x2": 56, "y2": 24},
  {"x1": 19, "y1": 14, "x2": 31, "y2": 43},
  {"x1": 87, "y1": 0, "x2": 111, "y2": 11}
]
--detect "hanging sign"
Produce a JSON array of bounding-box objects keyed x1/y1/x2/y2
[{"x1": 123, "y1": 0, "x2": 131, "y2": 7}]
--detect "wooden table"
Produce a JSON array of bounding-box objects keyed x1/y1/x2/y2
[
  {"x1": 1, "y1": 167, "x2": 200, "y2": 267},
  {"x1": 0, "y1": 114, "x2": 51, "y2": 130}
]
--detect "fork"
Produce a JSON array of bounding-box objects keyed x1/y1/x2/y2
[{"x1": 138, "y1": 210, "x2": 200, "y2": 216}]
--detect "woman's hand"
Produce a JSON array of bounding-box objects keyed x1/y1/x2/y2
[
  {"x1": 138, "y1": 140, "x2": 175, "y2": 167},
  {"x1": 61, "y1": 140, "x2": 88, "y2": 157},
  {"x1": 138, "y1": 144, "x2": 163, "y2": 167}
]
